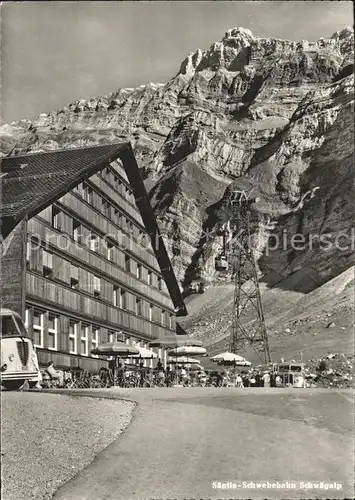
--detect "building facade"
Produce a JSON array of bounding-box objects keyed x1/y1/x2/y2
[{"x1": 0, "y1": 145, "x2": 186, "y2": 372}]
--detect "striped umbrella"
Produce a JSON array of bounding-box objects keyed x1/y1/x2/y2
[
  {"x1": 167, "y1": 356, "x2": 201, "y2": 365},
  {"x1": 128, "y1": 346, "x2": 158, "y2": 359},
  {"x1": 91, "y1": 341, "x2": 139, "y2": 383},
  {"x1": 148, "y1": 336, "x2": 203, "y2": 348},
  {"x1": 167, "y1": 345, "x2": 207, "y2": 357},
  {"x1": 211, "y1": 352, "x2": 251, "y2": 366}
]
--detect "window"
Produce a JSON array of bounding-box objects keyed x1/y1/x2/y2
[
  {"x1": 74, "y1": 182, "x2": 83, "y2": 197},
  {"x1": 148, "y1": 271, "x2": 152, "y2": 286},
  {"x1": 135, "y1": 297, "x2": 142, "y2": 316},
  {"x1": 42, "y1": 250, "x2": 53, "y2": 278},
  {"x1": 107, "y1": 331, "x2": 115, "y2": 360},
  {"x1": 149, "y1": 304, "x2": 153, "y2": 322},
  {"x1": 83, "y1": 183, "x2": 93, "y2": 204},
  {"x1": 158, "y1": 276, "x2": 163, "y2": 291},
  {"x1": 116, "y1": 331, "x2": 125, "y2": 342},
  {"x1": 102, "y1": 199, "x2": 111, "y2": 218},
  {"x1": 48, "y1": 314, "x2": 58, "y2": 350},
  {"x1": 33, "y1": 309, "x2": 44, "y2": 347},
  {"x1": 93, "y1": 275, "x2": 101, "y2": 299},
  {"x1": 90, "y1": 234, "x2": 100, "y2": 253},
  {"x1": 169, "y1": 314, "x2": 174, "y2": 330},
  {"x1": 107, "y1": 243, "x2": 114, "y2": 262},
  {"x1": 69, "y1": 321, "x2": 78, "y2": 354},
  {"x1": 73, "y1": 219, "x2": 81, "y2": 243},
  {"x1": 70, "y1": 265, "x2": 79, "y2": 289},
  {"x1": 24, "y1": 308, "x2": 30, "y2": 329},
  {"x1": 140, "y1": 232, "x2": 149, "y2": 248},
  {"x1": 161, "y1": 310, "x2": 165, "y2": 326},
  {"x1": 52, "y1": 206, "x2": 61, "y2": 230},
  {"x1": 125, "y1": 255, "x2": 131, "y2": 273},
  {"x1": 113, "y1": 286, "x2": 119, "y2": 307},
  {"x1": 136, "y1": 264, "x2": 142, "y2": 280},
  {"x1": 91, "y1": 327, "x2": 99, "y2": 358},
  {"x1": 26, "y1": 241, "x2": 31, "y2": 269},
  {"x1": 120, "y1": 289, "x2": 126, "y2": 309},
  {"x1": 125, "y1": 186, "x2": 131, "y2": 200},
  {"x1": 80, "y1": 323, "x2": 89, "y2": 356},
  {"x1": 128, "y1": 221, "x2": 134, "y2": 236},
  {"x1": 112, "y1": 209, "x2": 118, "y2": 225},
  {"x1": 115, "y1": 177, "x2": 122, "y2": 192}
]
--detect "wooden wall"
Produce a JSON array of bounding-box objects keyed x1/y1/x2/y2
[
  {"x1": 27, "y1": 219, "x2": 173, "y2": 311},
  {"x1": 0, "y1": 219, "x2": 27, "y2": 316},
  {"x1": 26, "y1": 273, "x2": 174, "y2": 339}
]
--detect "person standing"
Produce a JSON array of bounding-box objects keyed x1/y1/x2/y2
[
  {"x1": 139, "y1": 361, "x2": 145, "y2": 387},
  {"x1": 262, "y1": 371, "x2": 271, "y2": 388},
  {"x1": 180, "y1": 366, "x2": 187, "y2": 386},
  {"x1": 165, "y1": 366, "x2": 172, "y2": 387},
  {"x1": 235, "y1": 373, "x2": 244, "y2": 388},
  {"x1": 242, "y1": 374, "x2": 250, "y2": 387},
  {"x1": 222, "y1": 371, "x2": 229, "y2": 387},
  {"x1": 30, "y1": 345, "x2": 43, "y2": 389}
]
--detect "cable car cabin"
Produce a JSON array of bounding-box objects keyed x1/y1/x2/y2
[
  {"x1": 277, "y1": 362, "x2": 306, "y2": 388},
  {"x1": 215, "y1": 255, "x2": 229, "y2": 271},
  {"x1": 188, "y1": 282, "x2": 201, "y2": 294},
  {"x1": 0, "y1": 308, "x2": 38, "y2": 390}
]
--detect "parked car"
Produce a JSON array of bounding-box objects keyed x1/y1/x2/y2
[{"x1": 0, "y1": 308, "x2": 38, "y2": 390}]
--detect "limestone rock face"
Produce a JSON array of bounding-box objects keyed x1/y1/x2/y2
[{"x1": 1, "y1": 26, "x2": 353, "y2": 299}]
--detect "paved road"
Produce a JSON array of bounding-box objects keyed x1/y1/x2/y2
[{"x1": 52, "y1": 388, "x2": 354, "y2": 500}]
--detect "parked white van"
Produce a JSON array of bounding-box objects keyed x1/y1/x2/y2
[{"x1": 0, "y1": 308, "x2": 38, "y2": 390}]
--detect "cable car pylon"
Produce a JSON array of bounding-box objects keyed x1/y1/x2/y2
[{"x1": 223, "y1": 188, "x2": 272, "y2": 364}]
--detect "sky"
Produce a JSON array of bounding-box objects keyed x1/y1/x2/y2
[{"x1": 1, "y1": 1, "x2": 353, "y2": 123}]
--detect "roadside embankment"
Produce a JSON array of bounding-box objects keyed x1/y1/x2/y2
[{"x1": 1, "y1": 392, "x2": 135, "y2": 500}]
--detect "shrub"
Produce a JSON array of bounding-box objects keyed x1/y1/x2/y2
[{"x1": 318, "y1": 359, "x2": 327, "y2": 373}]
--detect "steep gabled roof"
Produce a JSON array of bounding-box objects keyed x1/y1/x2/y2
[
  {"x1": 0, "y1": 143, "x2": 187, "y2": 316},
  {"x1": 0, "y1": 143, "x2": 127, "y2": 237},
  {"x1": 120, "y1": 144, "x2": 188, "y2": 316}
]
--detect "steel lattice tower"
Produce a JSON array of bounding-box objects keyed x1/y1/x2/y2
[{"x1": 225, "y1": 190, "x2": 272, "y2": 364}]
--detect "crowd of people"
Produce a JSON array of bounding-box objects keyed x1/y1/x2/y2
[
  {"x1": 34, "y1": 359, "x2": 285, "y2": 389},
  {"x1": 98, "y1": 363, "x2": 284, "y2": 388}
]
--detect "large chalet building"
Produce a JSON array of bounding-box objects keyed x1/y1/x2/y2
[{"x1": 0, "y1": 143, "x2": 187, "y2": 372}]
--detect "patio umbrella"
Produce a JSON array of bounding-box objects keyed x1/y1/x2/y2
[
  {"x1": 148, "y1": 336, "x2": 203, "y2": 348},
  {"x1": 128, "y1": 346, "x2": 158, "y2": 359},
  {"x1": 211, "y1": 351, "x2": 251, "y2": 366},
  {"x1": 167, "y1": 345, "x2": 207, "y2": 357},
  {"x1": 167, "y1": 356, "x2": 201, "y2": 365},
  {"x1": 91, "y1": 341, "x2": 139, "y2": 383}
]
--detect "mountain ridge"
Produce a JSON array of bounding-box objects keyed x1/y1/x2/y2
[{"x1": 1, "y1": 26, "x2": 354, "y2": 353}]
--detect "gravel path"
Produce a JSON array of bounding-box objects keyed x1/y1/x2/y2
[{"x1": 1, "y1": 392, "x2": 135, "y2": 500}]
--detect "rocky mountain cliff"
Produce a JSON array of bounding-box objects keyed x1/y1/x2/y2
[{"x1": 1, "y1": 26, "x2": 354, "y2": 309}]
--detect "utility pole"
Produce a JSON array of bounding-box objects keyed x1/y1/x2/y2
[{"x1": 225, "y1": 188, "x2": 272, "y2": 364}]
